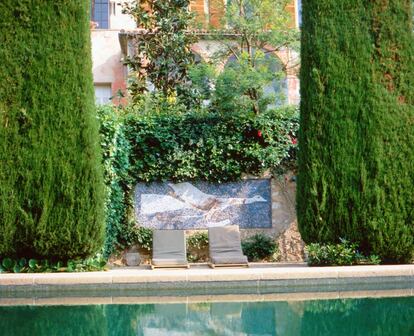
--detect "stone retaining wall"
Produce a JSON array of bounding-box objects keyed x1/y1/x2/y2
[
  {"x1": 183, "y1": 174, "x2": 305, "y2": 262},
  {"x1": 124, "y1": 174, "x2": 305, "y2": 265}
]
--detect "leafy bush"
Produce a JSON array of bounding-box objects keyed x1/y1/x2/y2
[
  {"x1": 0, "y1": 255, "x2": 107, "y2": 273},
  {"x1": 187, "y1": 231, "x2": 209, "y2": 250},
  {"x1": 306, "y1": 239, "x2": 381, "y2": 266},
  {"x1": 96, "y1": 101, "x2": 298, "y2": 258},
  {"x1": 0, "y1": 1, "x2": 105, "y2": 259},
  {"x1": 124, "y1": 105, "x2": 299, "y2": 183},
  {"x1": 241, "y1": 233, "x2": 278, "y2": 262},
  {"x1": 122, "y1": 0, "x2": 198, "y2": 105},
  {"x1": 119, "y1": 224, "x2": 153, "y2": 253},
  {"x1": 97, "y1": 105, "x2": 131, "y2": 258},
  {"x1": 187, "y1": 231, "x2": 209, "y2": 262}
]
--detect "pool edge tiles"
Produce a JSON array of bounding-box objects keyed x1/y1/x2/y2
[
  {"x1": 0, "y1": 287, "x2": 413, "y2": 307},
  {"x1": 0, "y1": 264, "x2": 413, "y2": 297}
]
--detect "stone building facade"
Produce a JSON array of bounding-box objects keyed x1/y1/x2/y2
[{"x1": 90, "y1": 0, "x2": 302, "y2": 106}]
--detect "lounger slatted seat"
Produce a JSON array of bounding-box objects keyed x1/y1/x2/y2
[
  {"x1": 208, "y1": 225, "x2": 249, "y2": 268},
  {"x1": 151, "y1": 230, "x2": 189, "y2": 269}
]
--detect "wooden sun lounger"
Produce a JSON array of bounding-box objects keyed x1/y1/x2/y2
[
  {"x1": 208, "y1": 225, "x2": 249, "y2": 268},
  {"x1": 151, "y1": 230, "x2": 190, "y2": 269}
]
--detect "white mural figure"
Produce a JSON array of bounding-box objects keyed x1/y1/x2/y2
[
  {"x1": 168, "y1": 182, "x2": 266, "y2": 211},
  {"x1": 141, "y1": 194, "x2": 195, "y2": 214},
  {"x1": 140, "y1": 182, "x2": 267, "y2": 227}
]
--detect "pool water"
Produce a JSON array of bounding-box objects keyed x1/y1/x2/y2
[{"x1": 1, "y1": 296, "x2": 413, "y2": 335}]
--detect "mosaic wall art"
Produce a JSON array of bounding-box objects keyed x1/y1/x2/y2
[{"x1": 134, "y1": 179, "x2": 271, "y2": 229}]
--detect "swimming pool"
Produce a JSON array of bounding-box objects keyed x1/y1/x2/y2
[{"x1": 1, "y1": 295, "x2": 413, "y2": 335}]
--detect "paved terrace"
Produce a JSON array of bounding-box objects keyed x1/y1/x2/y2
[{"x1": 1, "y1": 263, "x2": 413, "y2": 306}]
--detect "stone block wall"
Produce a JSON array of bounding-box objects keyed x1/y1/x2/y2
[
  {"x1": 182, "y1": 175, "x2": 305, "y2": 262},
  {"x1": 238, "y1": 175, "x2": 305, "y2": 262},
  {"x1": 119, "y1": 175, "x2": 305, "y2": 266}
]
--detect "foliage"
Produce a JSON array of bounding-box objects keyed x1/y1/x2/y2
[
  {"x1": 297, "y1": 0, "x2": 414, "y2": 263},
  {"x1": 96, "y1": 102, "x2": 298, "y2": 257},
  {"x1": 187, "y1": 231, "x2": 209, "y2": 262},
  {"x1": 124, "y1": 104, "x2": 299, "y2": 183},
  {"x1": 0, "y1": 254, "x2": 107, "y2": 273},
  {"x1": 306, "y1": 239, "x2": 381, "y2": 267},
  {"x1": 207, "y1": 0, "x2": 300, "y2": 114},
  {"x1": 188, "y1": 62, "x2": 217, "y2": 103},
  {"x1": 119, "y1": 223, "x2": 153, "y2": 252},
  {"x1": 0, "y1": 1, "x2": 105, "y2": 259},
  {"x1": 241, "y1": 233, "x2": 278, "y2": 261},
  {"x1": 97, "y1": 105, "x2": 131, "y2": 258},
  {"x1": 187, "y1": 231, "x2": 209, "y2": 250},
  {"x1": 211, "y1": 54, "x2": 282, "y2": 115},
  {"x1": 133, "y1": 227, "x2": 153, "y2": 252},
  {"x1": 122, "y1": 0, "x2": 198, "y2": 105}
]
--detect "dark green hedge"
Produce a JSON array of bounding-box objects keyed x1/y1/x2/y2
[
  {"x1": 297, "y1": 1, "x2": 414, "y2": 262},
  {"x1": 124, "y1": 107, "x2": 299, "y2": 183},
  {"x1": 97, "y1": 106, "x2": 131, "y2": 258},
  {"x1": 96, "y1": 105, "x2": 298, "y2": 254},
  {"x1": 0, "y1": 2, "x2": 105, "y2": 259}
]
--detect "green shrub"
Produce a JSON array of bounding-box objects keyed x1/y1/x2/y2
[
  {"x1": 134, "y1": 227, "x2": 153, "y2": 252},
  {"x1": 187, "y1": 231, "x2": 209, "y2": 250},
  {"x1": 0, "y1": 2, "x2": 105, "y2": 259},
  {"x1": 96, "y1": 101, "x2": 298, "y2": 257},
  {"x1": 124, "y1": 105, "x2": 299, "y2": 183},
  {"x1": 0, "y1": 255, "x2": 107, "y2": 273},
  {"x1": 119, "y1": 224, "x2": 153, "y2": 253},
  {"x1": 241, "y1": 233, "x2": 278, "y2": 262},
  {"x1": 187, "y1": 231, "x2": 209, "y2": 262},
  {"x1": 97, "y1": 105, "x2": 131, "y2": 258},
  {"x1": 306, "y1": 239, "x2": 381, "y2": 266},
  {"x1": 122, "y1": 0, "x2": 198, "y2": 106},
  {"x1": 297, "y1": 1, "x2": 414, "y2": 263}
]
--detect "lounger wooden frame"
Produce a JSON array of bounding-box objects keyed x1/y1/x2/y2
[
  {"x1": 208, "y1": 262, "x2": 249, "y2": 269},
  {"x1": 150, "y1": 263, "x2": 190, "y2": 270}
]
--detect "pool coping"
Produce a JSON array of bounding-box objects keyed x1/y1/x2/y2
[
  {"x1": 1, "y1": 263, "x2": 413, "y2": 295},
  {"x1": 1, "y1": 287, "x2": 413, "y2": 306}
]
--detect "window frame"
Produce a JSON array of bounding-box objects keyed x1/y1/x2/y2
[{"x1": 91, "y1": 0, "x2": 110, "y2": 29}]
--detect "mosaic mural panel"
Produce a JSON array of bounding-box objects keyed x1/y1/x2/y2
[{"x1": 134, "y1": 179, "x2": 271, "y2": 229}]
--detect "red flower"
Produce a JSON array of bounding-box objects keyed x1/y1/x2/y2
[
  {"x1": 291, "y1": 137, "x2": 297, "y2": 145},
  {"x1": 257, "y1": 130, "x2": 262, "y2": 137}
]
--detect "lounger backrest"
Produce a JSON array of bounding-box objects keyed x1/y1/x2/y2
[
  {"x1": 208, "y1": 225, "x2": 243, "y2": 257},
  {"x1": 153, "y1": 230, "x2": 186, "y2": 260}
]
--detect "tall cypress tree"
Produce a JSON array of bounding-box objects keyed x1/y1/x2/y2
[
  {"x1": 297, "y1": 0, "x2": 414, "y2": 262},
  {"x1": 0, "y1": 1, "x2": 105, "y2": 259}
]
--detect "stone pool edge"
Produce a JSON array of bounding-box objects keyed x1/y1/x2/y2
[{"x1": 1, "y1": 264, "x2": 413, "y2": 294}]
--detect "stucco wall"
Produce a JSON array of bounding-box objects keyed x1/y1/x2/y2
[
  {"x1": 91, "y1": 1, "x2": 135, "y2": 103},
  {"x1": 91, "y1": 0, "x2": 301, "y2": 106},
  {"x1": 91, "y1": 30, "x2": 126, "y2": 102},
  {"x1": 109, "y1": 2, "x2": 136, "y2": 30}
]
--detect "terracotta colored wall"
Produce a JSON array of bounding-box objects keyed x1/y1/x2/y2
[
  {"x1": 285, "y1": 0, "x2": 297, "y2": 28},
  {"x1": 209, "y1": 0, "x2": 225, "y2": 28},
  {"x1": 190, "y1": 0, "x2": 206, "y2": 27},
  {"x1": 91, "y1": 30, "x2": 128, "y2": 105},
  {"x1": 151, "y1": 1, "x2": 297, "y2": 29}
]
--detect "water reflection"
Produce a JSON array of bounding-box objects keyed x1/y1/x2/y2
[{"x1": 1, "y1": 296, "x2": 413, "y2": 335}]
